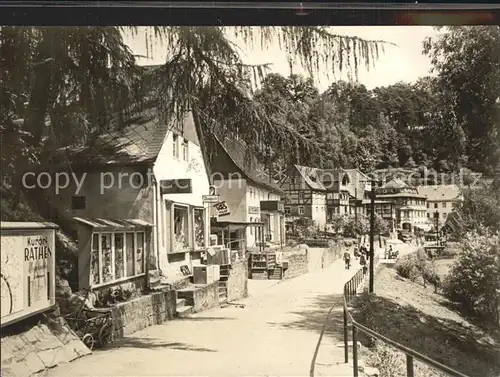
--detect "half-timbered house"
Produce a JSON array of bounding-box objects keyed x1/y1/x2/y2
[{"x1": 279, "y1": 165, "x2": 327, "y2": 228}]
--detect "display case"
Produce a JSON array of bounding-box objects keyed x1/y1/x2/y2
[
  {"x1": 74, "y1": 217, "x2": 153, "y2": 290},
  {"x1": 249, "y1": 252, "x2": 276, "y2": 279}
]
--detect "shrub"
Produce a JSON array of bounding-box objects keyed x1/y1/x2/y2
[
  {"x1": 395, "y1": 251, "x2": 441, "y2": 290},
  {"x1": 442, "y1": 231, "x2": 500, "y2": 321},
  {"x1": 342, "y1": 216, "x2": 367, "y2": 238},
  {"x1": 395, "y1": 254, "x2": 422, "y2": 281}
]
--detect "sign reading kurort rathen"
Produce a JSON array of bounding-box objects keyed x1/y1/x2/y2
[
  {"x1": 202, "y1": 195, "x2": 220, "y2": 203},
  {"x1": 1, "y1": 223, "x2": 57, "y2": 328}
]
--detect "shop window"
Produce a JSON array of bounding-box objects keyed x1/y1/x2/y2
[
  {"x1": 91, "y1": 234, "x2": 100, "y2": 284},
  {"x1": 126, "y1": 233, "x2": 135, "y2": 277},
  {"x1": 194, "y1": 208, "x2": 205, "y2": 249},
  {"x1": 101, "y1": 233, "x2": 113, "y2": 283},
  {"x1": 114, "y1": 233, "x2": 124, "y2": 279},
  {"x1": 89, "y1": 230, "x2": 146, "y2": 287},
  {"x1": 173, "y1": 205, "x2": 189, "y2": 252},
  {"x1": 136, "y1": 232, "x2": 144, "y2": 274}
]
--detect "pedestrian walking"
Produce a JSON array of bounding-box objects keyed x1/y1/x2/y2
[
  {"x1": 343, "y1": 251, "x2": 351, "y2": 270},
  {"x1": 359, "y1": 253, "x2": 367, "y2": 275}
]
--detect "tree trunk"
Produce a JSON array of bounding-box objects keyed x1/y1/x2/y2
[{"x1": 24, "y1": 30, "x2": 56, "y2": 148}]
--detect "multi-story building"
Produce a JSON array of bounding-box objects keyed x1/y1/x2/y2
[
  {"x1": 344, "y1": 169, "x2": 371, "y2": 218},
  {"x1": 320, "y1": 168, "x2": 370, "y2": 220},
  {"x1": 208, "y1": 135, "x2": 285, "y2": 250},
  {"x1": 41, "y1": 110, "x2": 212, "y2": 284},
  {"x1": 362, "y1": 197, "x2": 397, "y2": 233},
  {"x1": 417, "y1": 184, "x2": 463, "y2": 224},
  {"x1": 321, "y1": 169, "x2": 351, "y2": 219},
  {"x1": 279, "y1": 165, "x2": 327, "y2": 228},
  {"x1": 374, "y1": 178, "x2": 429, "y2": 233}
]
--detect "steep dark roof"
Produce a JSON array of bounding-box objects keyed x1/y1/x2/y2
[
  {"x1": 294, "y1": 165, "x2": 326, "y2": 191},
  {"x1": 53, "y1": 109, "x2": 192, "y2": 168},
  {"x1": 210, "y1": 135, "x2": 284, "y2": 195}
]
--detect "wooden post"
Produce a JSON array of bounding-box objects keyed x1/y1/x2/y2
[
  {"x1": 343, "y1": 306, "x2": 349, "y2": 363},
  {"x1": 352, "y1": 326, "x2": 359, "y2": 377}
]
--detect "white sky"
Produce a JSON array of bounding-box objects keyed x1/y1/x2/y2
[{"x1": 123, "y1": 26, "x2": 439, "y2": 92}]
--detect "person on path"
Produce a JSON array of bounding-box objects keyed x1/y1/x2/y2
[
  {"x1": 353, "y1": 246, "x2": 360, "y2": 259},
  {"x1": 343, "y1": 251, "x2": 351, "y2": 269},
  {"x1": 359, "y1": 253, "x2": 368, "y2": 275}
]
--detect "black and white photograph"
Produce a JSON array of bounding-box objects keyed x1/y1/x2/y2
[{"x1": 1, "y1": 18, "x2": 499, "y2": 377}]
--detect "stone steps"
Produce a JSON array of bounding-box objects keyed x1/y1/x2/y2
[
  {"x1": 218, "y1": 282, "x2": 228, "y2": 306},
  {"x1": 176, "y1": 305, "x2": 193, "y2": 318}
]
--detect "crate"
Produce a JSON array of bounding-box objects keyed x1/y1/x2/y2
[
  {"x1": 268, "y1": 267, "x2": 283, "y2": 280},
  {"x1": 193, "y1": 265, "x2": 219, "y2": 285},
  {"x1": 251, "y1": 272, "x2": 268, "y2": 280}
]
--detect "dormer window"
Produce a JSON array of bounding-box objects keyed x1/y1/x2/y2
[
  {"x1": 172, "y1": 134, "x2": 179, "y2": 158},
  {"x1": 342, "y1": 175, "x2": 350, "y2": 186},
  {"x1": 182, "y1": 139, "x2": 189, "y2": 161}
]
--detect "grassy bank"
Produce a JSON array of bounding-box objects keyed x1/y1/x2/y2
[{"x1": 351, "y1": 265, "x2": 500, "y2": 377}]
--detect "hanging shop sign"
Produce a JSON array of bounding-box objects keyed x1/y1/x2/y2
[{"x1": 214, "y1": 201, "x2": 230, "y2": 217}]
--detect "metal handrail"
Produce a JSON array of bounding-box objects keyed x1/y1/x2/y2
[{"x1": 342, "y1": 267, "x2": 471, "y2": 377}]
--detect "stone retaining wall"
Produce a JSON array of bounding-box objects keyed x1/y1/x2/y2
[
  {"x1": 110, "y1": 287, "x2": 176, "y2": 338},
  {"x1": 177, "y1": 282, "x2": 219, "y2": 313},
  {"x1": 321, "y1": 243, "x2": 344, "y2": 268},
  {"x1": 227, "y1": 260, "x2": 248, "y2": 302},
  {"x1": 1, "y1": 319, "x2": 91, "y2": 377},
  {"x1": 283, "y1": 249, "x2": 309, "y2": 279}
]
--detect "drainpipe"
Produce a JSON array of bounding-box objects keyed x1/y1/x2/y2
[{"x1": 153, "y1": 177, "x2": 161, "y2": 276}]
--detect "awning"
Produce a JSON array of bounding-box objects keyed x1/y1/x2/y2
[{"x1": 74, "y1": 217, "x2": 154, "y2": 231}]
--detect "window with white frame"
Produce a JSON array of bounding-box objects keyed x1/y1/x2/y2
[
  {"x1": 442, "y1": 202, "x2": 447, "y2": 208},
  {"x1": 90, "y1": 230, "x2": 146, "y2": 287},
  {"x1": 194, "y1": 208, "x2": 205, "y2": 249},
  {"x1": 173, "y1": 205, "x2": 189, "y2": 252},
  {"x1": 298, "y1": 206, "x2": 304, "y2": 215},
  {"x1": 172, "y1": 134, "x2": 179, "y2": 158},
  {"x1": 182, "y1": 139, "x2": 189, "y2": 161},
  {"x1": 249, "y1": 187, "x2": 253, "y2": 197},
  {"x1": 284, "y1": 207, "x2": 291, "y2": 214}
]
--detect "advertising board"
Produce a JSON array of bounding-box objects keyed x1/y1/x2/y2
[{"x1": 1, "y1": 222, "x2": 57, "y2": 327}]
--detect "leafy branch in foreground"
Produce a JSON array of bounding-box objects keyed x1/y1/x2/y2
[{"x1": 143, "y1": 26, "x2": 388, "y2": 166}]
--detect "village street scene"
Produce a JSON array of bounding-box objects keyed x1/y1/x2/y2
[{"x1": 1, "y1": 25, "x2": 500, "y2": 377}]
